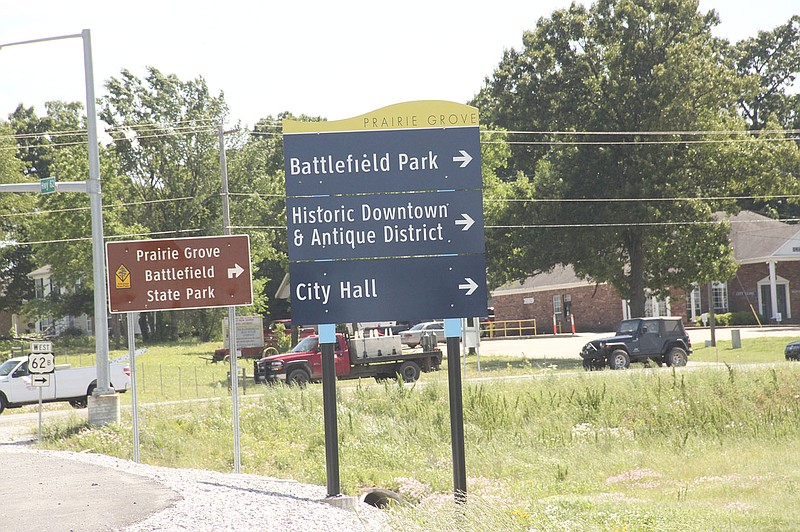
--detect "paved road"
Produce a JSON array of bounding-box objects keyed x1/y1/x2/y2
[{"x1": 0, "y1": 446, "x2": 179, "y2": 532}]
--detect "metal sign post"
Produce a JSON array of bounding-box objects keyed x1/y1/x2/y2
[
  {"x1": 38, "y1": 387, "x2": 43, "y2": 440},
  {"x1": 319, "y1": 324, "x2": 340, "y2": 496},
  {"x1": 127, "y1": 312, "x2": 140, "y2": 463},
  {"x1": 219, "y1": 125, "x2": 242, "y2": 475},
  {"x1": 445, "y1": 318, "x2": 467, "y2": 502},
  {"x1": 29, "y1": 346, "x2": 55, "y2": 441}
]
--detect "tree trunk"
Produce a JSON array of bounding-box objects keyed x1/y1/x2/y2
[
  {"x1": 627, "y1": 232, "x2": 647, "y2": 318},
  {"x1": 111, "y1": 314, "x2": 122, "y2": 350},
  {"x1": 139, "y1": 313, "x2": 151, "y2": 342}
]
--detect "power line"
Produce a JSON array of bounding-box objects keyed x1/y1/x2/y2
[
  {"x1": 6, "y1": 227, "x2": 207, "y2": 247},
  {"x1": 487, "y1": 217, "x2": 800, "y2": 229},
  {"x1": 5, "y1": 214, "x2": 797, "y2": 247},
  {"x1": 485, "y1": 193, "x2": 800, "y2": 203},
  {"x1": 484, "y1": 136, "x2": 800, "y2": 146},
  {"x1": 481, "y1": 128, "x2": 800, "y2": 136},
  {"x1": 0, "y1": 196, "x2": 195, "y2": 219}
]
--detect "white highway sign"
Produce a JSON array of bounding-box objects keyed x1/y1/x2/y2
[{"x1": 28, "y1": 353, "x2": 55, "y2": 374}]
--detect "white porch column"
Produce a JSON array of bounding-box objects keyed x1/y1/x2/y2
[{"x1": 769, "y1": 261, "x2": 780, "y2": 322}]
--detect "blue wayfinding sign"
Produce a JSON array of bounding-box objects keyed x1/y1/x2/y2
[
  {"x1": 284, "y1": 126, "x2": 481, "y2": 196},
  {"x1": 287, "y1": 189, "x2": 484, "y2": 261},
  {"x1": 283, "y1": 101, "x2": 488, "y2": 324},
  {"x1": 289, "y1": 254, "x2": 488, "y2": 325}
]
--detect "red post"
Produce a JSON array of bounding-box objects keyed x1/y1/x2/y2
[
  {"x1": 570, "y1": 314, "x2": 576, "y2": 335},
  {"x1": 553, "y1": 314, "x2": 557, "y2": 335}
]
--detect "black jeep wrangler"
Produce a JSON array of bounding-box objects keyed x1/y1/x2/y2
[{"x1": 580, "y1": 317, "x2": 692, "y2": 370}]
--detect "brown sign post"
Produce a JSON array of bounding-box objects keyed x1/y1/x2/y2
[{"x1": 106, "y1": 235, "x2": 253, "y2": 313}]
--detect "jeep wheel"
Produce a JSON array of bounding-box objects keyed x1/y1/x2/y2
[
  {"x1": 609, "y1": 349, "x2": 630, "y2": 370},
  {"x1": 582, "y1": 358, "x2": 592, "y2": 371},
  {"x1": 665, "y1": 347, "x2": 688, "y2": 367}
]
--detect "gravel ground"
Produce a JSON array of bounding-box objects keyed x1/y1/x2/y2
[{"x1": 1, "y1": 438, "x2": 388, "y2": 531}]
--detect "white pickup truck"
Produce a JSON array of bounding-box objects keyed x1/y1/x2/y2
[{"x1": 0, "y1": 356, "x2": 131, "y2": 414}]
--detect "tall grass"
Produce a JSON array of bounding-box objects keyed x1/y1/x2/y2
[{"x1": 39, "y1": 363, "x2": 800, "y2": 530}]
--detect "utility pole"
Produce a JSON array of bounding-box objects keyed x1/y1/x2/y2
[
  {"x1": 707, "y1": 281, "x2": 716, "y2": 347},
  {"x1": 0, "y1": 30, "x2": 117, "y2": 425}
]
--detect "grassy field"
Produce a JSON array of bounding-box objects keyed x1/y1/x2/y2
[
  {"x1": 26, "y1": 335, "x2": 800, "y2": 530},
  {"x1": 692, "y1": 334, "x2": 797, "y2": 364}
]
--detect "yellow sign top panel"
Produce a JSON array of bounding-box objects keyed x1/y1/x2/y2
[{"x1": 283, "y1": 100, "x2": 479, "y2": 133}]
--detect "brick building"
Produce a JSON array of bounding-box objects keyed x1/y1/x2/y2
[
  {"x1": 491, "y1": 211, "x2": 799, "y2": 332},
  {"x1": 697, "y1": 210, "x2": 800, "y2": 324}
]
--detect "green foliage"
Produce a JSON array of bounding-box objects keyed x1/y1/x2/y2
[
  {"x1": 473, "y1": 0, "x2": 800, "y2": 317},
  {"x1": 100, "y1": 67, "x2": 228, "y2": 237},
  {"x1": 97, "y1": 67, "x2": 234, "y2": 340},
  {"x1": 729, "y1": 311, "x2": 762, "y2": 325},
  {"x1": 38, "y1": 361, "x2": 800, "y2": 530},
  {"x1": 0, "y1": 121, "x2": 36, "y2": 313},
  {"x1": 734, "y1": 15, "x2": 800, "y2": 131}
]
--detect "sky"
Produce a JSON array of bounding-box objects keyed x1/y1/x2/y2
[{"x1": 0, "y1": 1, "x2": 797, "y2": 128}]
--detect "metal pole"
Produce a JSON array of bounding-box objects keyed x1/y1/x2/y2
[
  {"x1": 707, "y1": 282, "x2": 716, "y2": 347},
  {"x1": 319, "y1": 323, "x2": 340, "y2": 497},
  {"x1": 0, "y1": 30, "x2": 112, "y2": 413},
  {"x1": 82, "y1": 29, "x2": 112, "y2": 394},
  {"x1": 127, "y1": 312, "x2": 140, "y2": 463},
  {"x1": 445, "y1": 318, "x2": 466, "y2": 503},
  {"x1": 38, "y1": 387, "x2": 43, "y2": 441},
  {"x1": 228, "y1": 307, "x2": 241, "y2": 474},
  {"x1": 219, "y1": 124, "x2": 241, "y2": 474}
]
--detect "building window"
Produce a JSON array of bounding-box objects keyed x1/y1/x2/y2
[
  {"x1": 686, "y1": 287, "x2": 701, "y2": 320},
  {"x1": 34, "y1": 278, "x2": 47, "y2": 299},
  {"x1": 553, "y1": 294, "x2": 562, "y2": 319},
  {"x1": 712, "y1": 282, "x2": 728, "y2": 312},
  {"x1": 642, "y1": 295, "x2": 670, "y2": 318}
]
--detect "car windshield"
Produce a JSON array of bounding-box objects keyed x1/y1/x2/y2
[
  {"x1": 617, "y1": 320, "x2": 640, "y2": 335},
  {"x1": 0, "y1": 359, "x2": 20, "y2": 377},
  {"x1": 291, "y1": 336, "x2": 318, "y2": 353},
  {"x1": 408, "y1": 323, "x2": 425, "y2": 331}
]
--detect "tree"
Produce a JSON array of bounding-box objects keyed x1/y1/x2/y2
[
  {"x1": 733, "y1": 15, "x2": 800, "y2": 131},
  {"x1": 0, "y1": 121, "x2": 36, "y2": 315},
  {"x1": 9, "y1": 102, "x2": 137, "y2": 342},
  {"x1": 474, "y1": 0, "x2": 800, "y2": 317},
  {"x1": 225, "y1": 112, "x2": 329, "y2": 321},
  {"x1": 100, "y1": 67, "x2": 230, "y2": 341},
  {"x1": 732, "y1": 15, "x2": 800, "y2": 219}
]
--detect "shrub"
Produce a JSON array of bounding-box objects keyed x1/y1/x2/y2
[
  {"x1": 729, "y1": 311, "x2": 761, "y2": 326},
  {"x1": 694, "y1": 314, "x2": 728, "y2": 326},
  {"x1": 714, "y1": 313, "x2": 731, "y2": 326}
]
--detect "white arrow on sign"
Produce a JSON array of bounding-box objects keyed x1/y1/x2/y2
[
  {"x1": 458, "y1": 278, "x2": 479, "y2": 296},
  {"x1": 227, "y1": 263, "x2": 245, "y2": 279},
  {"x1": 454, "y1": 213, "x2": 475, "y2": 231},
  {"x1": 31, "y1": 374, "x2": 51, "y2": 387},
  {"x1": 452, "y1": 150, "x2": 473, "y2": 168}
]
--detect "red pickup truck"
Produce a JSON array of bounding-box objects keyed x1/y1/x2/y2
[{"x1": 254, "y1": 333, "x2": 442, "y2": 385}]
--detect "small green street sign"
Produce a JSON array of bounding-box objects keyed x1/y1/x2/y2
[{"x1": 40, "y1": 177, "x2": 56, "y2": 194}]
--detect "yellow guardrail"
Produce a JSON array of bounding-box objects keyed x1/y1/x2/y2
[{"x1": 480, "y1": 319, "x2": 537, "y2": 338}]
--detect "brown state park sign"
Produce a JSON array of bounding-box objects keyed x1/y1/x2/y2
[{"x1": 106, "y1": 235, "x2": 253, "y2": 313}]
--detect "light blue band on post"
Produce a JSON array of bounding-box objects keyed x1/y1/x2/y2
[
  {"x1": 444, "y1": 318, "x2": 462, "y2": 338},
  {"x1": 319, "y1": 323, "x2": 336, "y2": 344}
]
